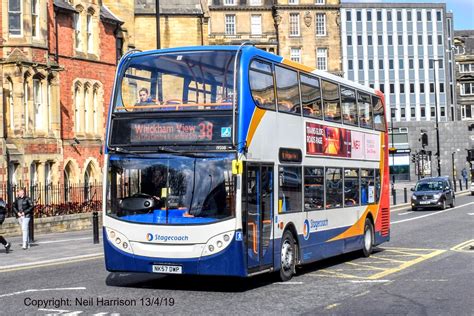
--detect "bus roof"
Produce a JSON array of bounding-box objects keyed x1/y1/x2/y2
[{"x1": 125, "y1": 45, "x2": 379, "y2": 96}]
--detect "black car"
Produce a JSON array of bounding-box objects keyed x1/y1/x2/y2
[{"x1": 411, "y1": 176, "x2": 455, "y2": 211}]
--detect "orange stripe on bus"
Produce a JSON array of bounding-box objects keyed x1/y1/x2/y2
[
  {"x1": 327, "y1": 205, "x2": 378, "y2": 242},
  {"x1": 281, "y1": 58, "x2": 316, "y2": 73},
  {"x1": 246, "y1": 107, "x2": 266, "y2": 147}
]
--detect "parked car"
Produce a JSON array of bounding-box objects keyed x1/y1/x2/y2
[{"x1": 411, "y1": 176, "x2": 455, "y2": 211}]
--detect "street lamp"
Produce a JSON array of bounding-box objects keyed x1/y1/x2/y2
[
  {"x1": 432, "y1": 58, "x2": 443, "y2": 176},
  {"x1": 451, "y1": 149, "x2": 460, "y2": 191}
]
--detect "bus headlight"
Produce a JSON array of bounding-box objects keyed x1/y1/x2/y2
[
  {"x1": 106, "y1": 228, "x2": 134, "y2": 254},
  {"x1": 201, "y1": 231, "x2": 235, "y2": 257}
]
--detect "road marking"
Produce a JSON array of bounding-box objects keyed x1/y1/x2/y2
[
  {"x1": 37, "y1": 237, "x2": 91, "y2": 244},
  {"x1": 397, "y1": 211, "x2": 414, "y2": 216},
  {"x1": 467, "y1": 213, "x2": 474, "y2": 216},
  {"x1": 345, "y1": 262, "x2": 387, "y2": 271},
  {"x1": 367, "y1": 249, "x2": 446, "y2": 280},
  {"x1": 350, "y1": 280, "x2": 391, "y2": 283},
  {"x1": 353, "y1": 290, "x2": 371, "y2": 297},
  {"x1": 392, "y1": 202, "x2": 474, "y2": 224},
  {"x1": 312, "y1": 269, "x2": 365, "y2": 279},
  {"x1": 0, "y1": 253, "x2": 103, "y2": 273},
  {"x1": 325, "y1": 303, "x2": 340, "y2": 310},
  {"x1": 451, "y1": 240, "x2": 474, "y2": 252},
  {"x1": 0, "y1": 287, "x2": 86, "y2": 298},
  {"x1": 276, "y1": 281, "x2": 304, "y2": 285}
]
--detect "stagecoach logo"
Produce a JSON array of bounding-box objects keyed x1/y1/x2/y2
[
  {"x1": 146, "y1": 233, "x2": 154, "y2": 241},
  {"x1": 303, "y1": 219, "x2": 311, "y2": 241}
]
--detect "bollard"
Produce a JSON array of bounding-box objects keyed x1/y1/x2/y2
[
  {"x1": 29, "y1": 212, "x2": 35, "y2": 243},
  {"x1": 465, "y1": 179, "x2": 468, "y2": 191},
  {"x1": 459, "y1": 179, "x2": 463, "y2": 191},
  {"x1": 93, "y1": 211, "x2": 99, "y2": 244},
  {"x1": 392, "y1": 188, "x2": 397, "y2": 205},
  {"x1": 454, "y1": 179, "x2": 457, "y2": 192},
  {"x1": 404, "y1": 187, "x2": 408, "y2": 203}
]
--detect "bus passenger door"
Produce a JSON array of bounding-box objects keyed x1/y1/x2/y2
[{"x1": 244, "y1": 164, "x2": 274, "y2": 272}]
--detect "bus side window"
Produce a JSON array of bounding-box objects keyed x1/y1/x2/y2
[
  {"x1": 341, "y1": 86, "x2": 358, "y2": 126},
  {"x1": 322, "y1": 80, "x2": 341, "y2": 122},
  {"x1": 275, "y1": 65, "x2": 300, "y2": 114},
  {"x1": 373, "y1": 95, "x2": 386, "y2": 131},
  {"x1": 358, "y1": 92, "x2": 373, "y2": 129},
  {"x1": 300, "y1": 74, "x2": 322, "y2": 118},
  {"x1": 249, "y1": 60, "x2": 276, "y2": 110}
]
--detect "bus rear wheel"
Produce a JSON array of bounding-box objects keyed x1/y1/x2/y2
[
  {"x1": 362, "y1": 218, "x2": 374, "y2": 257},
  {"x1": 279, "y1": 230, "x2": 296, "y2": 282}
]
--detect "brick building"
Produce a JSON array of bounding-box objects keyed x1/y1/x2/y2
[{"x1": 0, "y1": 0, "x2": 122, "y2": 199}]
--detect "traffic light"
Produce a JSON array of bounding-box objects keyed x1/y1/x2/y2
[
  {"x1": 421, "y1": 132, "x2": 428, "y2": 148},
  {"x1": 467, "y1": 149, "x2": 474, "y2": 162}
]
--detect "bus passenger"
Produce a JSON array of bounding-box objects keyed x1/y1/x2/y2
[{"x1": 137, "y1": 88, "x2": 154, "y2": 105}]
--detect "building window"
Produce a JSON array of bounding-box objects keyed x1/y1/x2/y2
[
  {"x1": 225, "y1": 15, "x2": 236, "y2": 35},
  {"x1": 347, "y1": 35, "x2": 352, "y2": 45},
  {"x1": 74, "y1": 13, "x2": 82, "y2": 51},
  {"x1": 417, "y1": 11, "x2": 421, "y2": 21},
  {"x1": 388, "y1": 35, "x2": 393, "y2": 45},
  {"x1": 288, "y1": 0, "x2": 299, "y2": 4},
  {"x1": 368, "y1": 35, "x2": 372, "y2": 45},
  {"x1": 428, "y1": 35, "x2": 432, "y2": 45},
  {"x1": 33, "y1": 78, "x2": 44, "y2": 131},
  {"x1": 410, "y1": 83, "x2": 415, "y2": 93},
  {"x1": 461, "y1": 83, "x2": 474, "y2": 95},
  {"x1": 427, "y1": 11, "x2": 431, "y2": 21},
  {"x1": 390, "y1": 84, "x2": 394, "y2": 93},
  {"x1": 400, "y1": 83, "x2": 405, "y2": 94},
  {"x1": 8, "y1": 79, "x2": 14, "y2": 130},
  {"x1": 249, "y1": 0, "x2": 261, "y2": 5},
  {"x1": 418, "y1": 34, "x2": 422, "y2": 45},
  {"x1": 346, "y1": 11, "x2": 351, "y2": 21},
  {"x1": 389, "y1": 59, "x2": 394, "y2": 69},
  {"x1": 84, "y1": 87, "x2": 90, "y2": 132},
  {"x1": 460, "y1": 63, "x2": 474, "y2": 73},
  {"x1": 398, "y1": 35, "x2": 403, "y2": 45},
  {"x1": 410, "y1": 107, "x2": 415, "y2": 118},
  {"x1": 419, "y1": 59, "x2": 424, "y2": 69},
  {"x1": 74, "y1": 86, "x2": 81, "y2": 133},
  {"x1": 377, "y1": 11, "x2": 382, "y2": 21},
  {"x1": 409, "y1": 59, "x2": 414, "y2": 68},
  {"x1": 251, "y1": 15, "x2": 262, "y2": 35},
  {"x1": 407, "y1": 11, "x2": 412, "y2": 21},
  {"x1": 93, "y1": 88, "x2": 99, "y2": 134},
  {"x1": 315, "y1": 0, "x2": 325, "y2": 4},
  {"x1": 437, "y1": 11, "x2": 441, "y2": 21},
  {"x1": 420, "y1": 83, "x2": 425, "y2": 93},
  {"x1": 387, "y1": 11, "x2": 392, "y2": 21},
  {"x1": 369, "y1": 60, "x2": 373, "y2": 69},
  {"x1": 401, "y1": 107, "x2": 405, "y2": 119},
  {"x1": 358, "y1": 59, "x2": 363, "y2": 70},
  {"x1": 430, "y1": 106, "x2": 435, "y2": 117},
  {"x1": 441, "y1": 107, "x2": 445, "y2": 117},
  {"x1": 290, "y1": 48, "x2": 301, "y2": 63},
  {"x1": 317, "y1": 48, "x2": 327, "y2": 71},
  {"x1": 399, "y1": 59, "x2": 404, "y2": 69},
  {"x1": 23, "y1": 78, "x2": 29, "y2": 131},
  {"x1": 289, "y1": 13, "x2": 300, "y2": 36},
  {"x1": 379, "y1": 59, "x2": 383, "y2": 69},
  {"x1": 224, "y1": 0, "x2": 236, "y2": 5},
  {"x1": 367, "y1": 11, "x2": 372, "y2": 21},
  {"x1": 8, "y1": 0, "x2": 22, "y2": 35},
  {"x1": 379, "y1": 83, "x2": 384, "y2": 93},
  {"x1": 357, "y1": 35, "x2": 362, "y2": 45},
  {"x1": 430, "y1": 83, "x2": 435, "y2": 93},
  {"x1": 461, "y1": 105, "x2": 473, "y2": 120},
  {"x1": 439, "y1": 83, "x2": 444, "y2": 93},
  {"x1": 316, "y1": 13, "x2": 326, "y2": 36},
  {"x1": 421, "y1": 105, "x2": 426, "y2": 118},
  {"x1": 397, "y1": 11, "x2": 402, "y2": 21},
  {"x1": 437, "y1": 35, "x2": 442, "y2": 45},
  {"x1": 356, "y1": 11, "x2": 361, "y2": 21},
  {"x1": 348, "y1": 60, "x2": 353, "y2": 70},
  {"x1": 87, "y1": 14, "x2": 93, "y2": 53},
  {"x1": 32, "y1": 0, "x2": 39, "y2": 37}
]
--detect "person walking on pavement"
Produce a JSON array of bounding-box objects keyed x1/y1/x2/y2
[
  {"x1": 0, "y1": 197, "x2": 11, "y2": 253},
  {"x1": 13, "y1": 189, "x2": 33, "y2": 250}
]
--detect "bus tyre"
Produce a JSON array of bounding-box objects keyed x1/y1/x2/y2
[
  {"x1": 279, "y1": 230, "x2": 296, "y2": 282},
  {"x1": 362, "y1": 218, "x2": 374, "y2": 258}
]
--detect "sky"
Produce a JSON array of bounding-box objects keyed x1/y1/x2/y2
[{"x1": 343, "y1": 0, "x2": 474, "y2": 30}]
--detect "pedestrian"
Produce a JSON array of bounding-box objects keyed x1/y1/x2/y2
[
  {"x1": 0, "y1": 197, "x2": 11, "y2": 253},
  {"x1": 12, "y1": 189, "x2": 34, "y2": 250}
]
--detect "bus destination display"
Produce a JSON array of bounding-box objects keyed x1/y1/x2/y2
[{"x1": 110, "y1": 116, "x2": 233, "y2": 145}]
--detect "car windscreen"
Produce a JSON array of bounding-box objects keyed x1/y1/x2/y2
[{"x1": 415, "y1": 181, "x2": 444, "y2": 191}]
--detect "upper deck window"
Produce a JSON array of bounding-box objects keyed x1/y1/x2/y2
[
  {"x1": 116, "y1": 51, "x2": 236, "y2": 113},
  {"x1": 249, "y1": 60, "x2": 276, "y2": 110}
]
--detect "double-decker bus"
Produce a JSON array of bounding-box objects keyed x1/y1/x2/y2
[{"x1": 103, "y1": 45, "x2": 390, "y2": 281}]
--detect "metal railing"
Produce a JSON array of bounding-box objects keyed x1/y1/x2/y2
[{"x1": 0, "y1": 182, "x2": 103, "y2": 218}]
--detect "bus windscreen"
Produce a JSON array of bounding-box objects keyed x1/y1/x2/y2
[{"x1": 116, "y1": 51, "x2": 236, "y2": 112}]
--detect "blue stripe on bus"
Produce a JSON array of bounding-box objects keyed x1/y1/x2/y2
[{"x1": 103, "y1": 229, "x2": 247, "y2": 277}]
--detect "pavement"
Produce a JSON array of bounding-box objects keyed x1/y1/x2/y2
[{"x1": 0, "y1": 230, "x2": 103, "y2": 273}]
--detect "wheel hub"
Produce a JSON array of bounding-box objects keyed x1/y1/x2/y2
[{"x1": 281, "y1": 240, "x2": 293, "y2": 270}]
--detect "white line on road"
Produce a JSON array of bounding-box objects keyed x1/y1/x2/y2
[
  {"x1": 468, "y1": 213, "x2": 474, "y2": 216},
  {"x1": 276, "y1": 281, "x2": 304, "y2": 285},
  {"x1": 0, "y1": 253, "x2": 103, "y2": 271},
  {"x1": 350, "y1": 280, "x2": 391, "y2": 283},
  {"x1": 37, "y1": 237, "x2": 91, "y2": 244},
  {"x1": 0, "y1": 287, "x2": 86, "y2": 298},
  {"x1": 392, "y1": 202, "x2": 474, "y2": 224},
  {"x1": 397, "y1": 211, "x2": 414, "y2": 216}
]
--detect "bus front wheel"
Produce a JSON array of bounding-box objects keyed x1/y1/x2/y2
[
  {"x1": 279, "y1": 230, "x2": 296, "y2": 281},
  {"x1": 362, "y1": 218, "x2": 374, "y2": 257}
]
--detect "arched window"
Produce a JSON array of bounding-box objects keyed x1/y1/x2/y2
[
  {"x1": 64, "y1": 162, "x2": 72, "y2": 202},
  {"x1": 84, "y1": 86, "x2": 90, "y2": 132},
  {"x1": 24, "y1": 75, "x2": 29, "y2": 131},
  {"x1": 33, "y1": 77, "x2": 44, "y2": 131},
  {"x1": 8, "y1": 78, "x2": 14, "y2": 130},
  {"x1": 93, "y1": 86, "x2": 99, "y2": 134},
  {"x1": 87, "y1": 13, "x2": 93, "y2": 53},
  {"x1": 74, "y1": 85, "x2": 81, "y2": 133},
  {"x1": 74, "y1": 12, "x2": 82, "y2": 51}
]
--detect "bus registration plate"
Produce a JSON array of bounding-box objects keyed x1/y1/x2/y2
[{"x1": 152, "y1": 264, "x2": 182, "y2": 274}]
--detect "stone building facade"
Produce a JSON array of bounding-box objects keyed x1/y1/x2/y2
[
  {"x1": 0, "y1": 0, "x2": 122, "y2": 198},
  {"x1": 208, "y1": 0, "x2": 342, "y2": 74}
]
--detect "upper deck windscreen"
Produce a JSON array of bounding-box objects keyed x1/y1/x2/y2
[{"x1": 115, "y1": 51, "x2": 236, "y2": 113}]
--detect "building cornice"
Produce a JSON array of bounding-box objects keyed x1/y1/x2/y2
[{"x1": 209, "y1": 4, "x2": 340, "y2": 11}]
